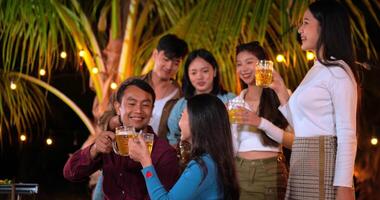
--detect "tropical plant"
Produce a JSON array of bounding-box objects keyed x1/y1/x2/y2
[{"x1": 0, "y1": 0, "x2": 379, "y2": 196}]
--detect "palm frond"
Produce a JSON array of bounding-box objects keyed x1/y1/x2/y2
[{"x1": 0, "y1": 70, "x2": 48, "y2": 145}]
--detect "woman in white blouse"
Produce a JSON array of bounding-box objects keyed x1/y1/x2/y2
[{"x1": 270, "y1": 1, "x2": 358, "y2": 200}]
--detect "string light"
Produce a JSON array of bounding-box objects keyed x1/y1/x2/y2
[
  {"x1": 371, "y1": 137, "x2": 378, "y2": 146},
  {"x1": 60, "y1": 51, "x2": 67, "y2": 59},
  {"x1": 306, "y1": 51, "x2": 315, "y2": 61},
  {"x1": 20, "y1": 134, "x2": 27, "y2": 142},
  {"x1": 10, "y1": 81, "x2": 17, "y2": 90},
  {"x1": 79, "y1": 50, "x2": 85, "y2": 57},
  {"x1": 276, "y1": 54, "x2": 285, "y2": 63},
  {"x1": 39, "y1": 69, "x2": 46, "y2": 76},
  {"x1": 110, "y1": 82, "x2": 118, "y2": 90},
  {"x1": 91, "y1": 67, "x2": 99, "y2": 74},
  {"x1": 46, "y1": 138, "x2": 53, "y2": 145}
]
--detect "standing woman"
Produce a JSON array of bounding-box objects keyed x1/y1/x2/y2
[
  {"x1": 167, "y1": 49, "x2": 235, "y2": 146},
  {"x1": 271, "y1": 1, "x2": 358, "y2": 199},
  {"x1": 232, "y1": 41, "x2": 291, "y2": 200},
  {"x1": 128, "y1": 94, "x2": 240, "y2": 199}
]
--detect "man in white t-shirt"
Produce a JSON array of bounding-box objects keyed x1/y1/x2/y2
[{"x1": 107, "y1": 34, "x2": 188, "y2": 139}]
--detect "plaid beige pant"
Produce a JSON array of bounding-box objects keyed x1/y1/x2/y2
[{"x1": 285, "y1": 136, "x2": 337, "y2": 200}]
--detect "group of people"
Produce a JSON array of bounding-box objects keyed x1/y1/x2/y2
[{"x1": 64, "y1": 1, "x2": 358, "y2": 200}]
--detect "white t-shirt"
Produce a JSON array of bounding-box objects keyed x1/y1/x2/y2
[
  {"x1": 230, "y1": 89, "x2": 281, "y2": 153},
  {"x1": 150, "y1": 89, "x2": 178, "y2": 134},
  {"x1": 279, "y1": 60, "x2": 357, "y2": 187}
]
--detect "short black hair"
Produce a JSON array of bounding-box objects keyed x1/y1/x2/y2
[
  {"x1": 157, "y1": 34, "x2": 188, "y2": 59},
  {"x1": 116, "y1": 78, "x2": 156, "y2": 104}
]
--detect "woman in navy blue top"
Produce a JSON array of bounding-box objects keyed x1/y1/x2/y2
[{"x1": 129, "y1": 94, "x2": 240, "y2": 199}]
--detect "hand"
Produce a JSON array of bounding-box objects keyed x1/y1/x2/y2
[
  {"x1": 270, "y1": 70, "x2": 289, "y2": 105},
  {"x1": 108, "y1": 115, "x2": 122, "y2": 131},
  {"x1": 128, "y1": 135, "x2": 152, "y2": 167},
  {"x1": 90, "y1": 131, "x2": 115, "y2": 158},
  {"x1": 233, "y1": 107, "x2": 261, "y2": 127},
  {"x1": 336, "y1": 186, "x2": 355, "y2": 200}
]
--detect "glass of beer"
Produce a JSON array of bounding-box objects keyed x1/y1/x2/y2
[
  {"x1": 227, "y1": 98, "x2": 246, "y2": 124},
  {"x1": 255, "y1": 60, "x2": 273, "y2": 87},
  {"x1": 142, "y1": 133, "x2": 154, "y2": 155},
  {"x1": 113, "y1": 126, "x2": 136, "y2": 156}
]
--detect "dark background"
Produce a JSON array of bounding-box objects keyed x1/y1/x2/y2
[
  {"x1": 0, "y1": 1, "x2": 379, "y2": 199},
  {"x1": 0, "y1": 69, "x2": 95, "y2": 199}
]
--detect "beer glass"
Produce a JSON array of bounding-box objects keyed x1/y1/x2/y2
[
  {"x1": 255, "y1": 60, "x2": 273, "y2": 87},
  {"x1": 113, "y1": 126, "x2": 136, "y2": 156},
  {"x1": 142, "y1": 133, "x2": 154, "y2": 155},
  {"x1": 227, "y1": 98, "x2": 246, "y2": 124}
]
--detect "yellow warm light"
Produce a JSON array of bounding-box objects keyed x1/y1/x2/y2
[
  {"x1": 60, "y1": 51, "x2": 67, "y2": 59},
  {"x1": 10, "y1": 82, "x2": 17, "y2": 90},
  {"x1": 79, "y1": 50, "x2": 85, "y2": 57},
  {"x1": 110, "y1": 82, "x2": 118, "y2": 90},
  {"x1": 91, "y1": 67, "x2": 99, "y2": 74},
  {"x1": 20, "y1": 134, "x2": 27, "y2": 142},
  {"x1": 276, "y1": 54, "x2": 285, "y2": 63},
  {"x1": 46, "y1": 138, "x2": 53, "y2": 145},
  {"x1": 306, "y1": 51, "x2": 315, "y2": 60},
  {"x1": 371, "y1": 137, "x2": 378, "y2": 146},
  {"x1": 39, "y1": 69, "x2": 46, "y2": 76}
]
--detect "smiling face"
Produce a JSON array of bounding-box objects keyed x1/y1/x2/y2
[
  {"x1": 236, "y1": 51, "x2": 259, "y2": 86},
  {"x1": 188, "y1": 57, "x2": 215, "y2": 94},
  {"x1": 114, "y1": 86, "x2": 153, "y2": 130},
  {"x1": 179, "y1": 108, "x2": 191, "y2": 143},
  {"x1": 152, "y1": 50, "x2": 182, "y2": 81},
  {"x1": 298, "y1": 9, "x2": 321, "y2": 52}
]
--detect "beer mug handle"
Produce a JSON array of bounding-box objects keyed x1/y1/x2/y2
[{"x1": 112, "y1": 141, "x2": 121, "y2": 155}]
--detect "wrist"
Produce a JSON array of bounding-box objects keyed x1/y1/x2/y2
[
  {"x1": 89, "y1": 143, "x2": 99, "y2": 159},
  {"x1": 141, "y1": 157, "x2": 152, "y2": 168}
]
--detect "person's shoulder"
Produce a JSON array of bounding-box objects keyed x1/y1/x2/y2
[
  {"x1": 226, "y1": 92, "x2": 236, "y2": 99},
  {"x1": 318, "y1": 60, "x2": 353, "y2": 80},
  {"x1": 217, "y1": 92, "x2": 236, "y2": 103},
  {"x1": 173, "y1": 97, "x2": 187, "y2": 109}
]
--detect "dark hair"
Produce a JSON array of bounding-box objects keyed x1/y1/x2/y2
[
  {"x1": 187, "y1": 94, "x2": 240, "y2": 199},
  {"x1": 236, "y1": 42, "x2": 288, "y2": 146},
  {"x1": 157, "y1": 34, "x2": 188, "y2": 59},
  {"x1": 182, "y1": 49, "x2": 227, "y2": 99},
  {"x1": 236, "y1": 41, "x2": 268, "y2": 89},
  {"x1": 309, "y1": 0, "x2": 359, "y2": 81},
  {"x1": 116, "y1": 78, "x2": 156, "y2": 104}
]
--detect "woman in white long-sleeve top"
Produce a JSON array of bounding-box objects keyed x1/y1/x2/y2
[{"x1": 270, "y1": 1, "x2": 359, "y2": 200}]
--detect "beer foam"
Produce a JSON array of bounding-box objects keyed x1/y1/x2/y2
[{"x1": 116, "y1": 131, "x2": 134, "y2": 136}]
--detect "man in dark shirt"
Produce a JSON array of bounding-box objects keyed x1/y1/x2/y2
[{"x1": 63, "y1": 78, "x2": 179, "y2": 200}]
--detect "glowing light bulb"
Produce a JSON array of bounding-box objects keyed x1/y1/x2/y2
[
  {"x1": 91, "y1": 67, "x2": 99, "y2": 74},
  {"x1": 10, "y1": 82, "x2": 17, "y2": 90},
  {"x1": 276, "y1": 54, "x2": 285, "y2": 63},
  {"x1": 306, "y1": 51, "x2": 315, "y2": 61},
  {"x1": 60, "y1": 51, "x2": 67, "y2": 59},
  {"x1": 110, "y1": 82, "x2": 118, "y2": 90},
  {"x1": 371, "y1": 137, "x2": 378, "y2": 146},
  {"x1": 39, "y1": 69, "x2": 46, "y2": 76},
  {"x1": 46, "y1": 138, "x2": 53, "y2": 145},
  {"x1": 79, "y1": 50, "x2": 85, "y2": 57},
  {"x1": 20, "y1": 134, "x2": 27, "y2": 142}
]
